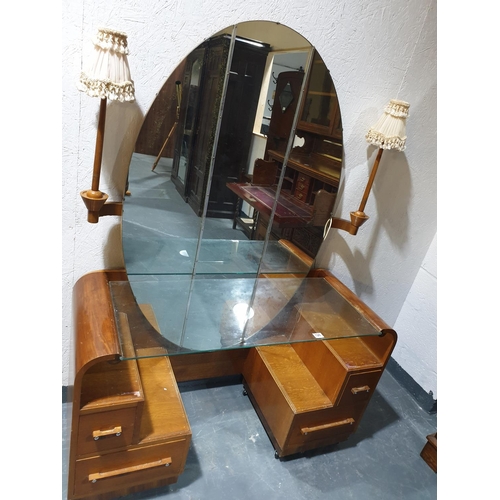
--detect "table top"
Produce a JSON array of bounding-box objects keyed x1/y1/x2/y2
[
  {"x1": 110, "y1": 274, "x2": 382, "y2": 359},
  {"x1": 227, "y1": 183, "x2": 313, "y2": 227}
]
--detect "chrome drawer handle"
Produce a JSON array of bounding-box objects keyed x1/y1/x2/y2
[
  {"x1": 92, "y1": 426, "x2": 122, "y2": 440},
  {"x1": 89, "y1": 457, "x2": 172, "y2": 482}
]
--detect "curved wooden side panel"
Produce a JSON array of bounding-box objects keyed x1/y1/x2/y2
[
  {"x1": 73, "y1": 270, "x2": 128, "y2": 379},
  {"x1": 69, "y1": 269, "x2": 130, "y2": 499}
]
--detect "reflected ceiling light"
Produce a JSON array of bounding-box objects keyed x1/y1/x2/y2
[
  {"x1": 78, "y1": 27, "x2": 135, "y2": 223},
  {"x1": 179, "y1": 250, "x2": 189, "y2": 257},
  {"x1": 233, "y1": 302, "x2": 255, "y2": 330},
  {"x1": 327, "y1": 99, "x2": 410, "y2": 236},
  {"x1": 235, "y1": 36, "x2": 266, "y2": 48}
]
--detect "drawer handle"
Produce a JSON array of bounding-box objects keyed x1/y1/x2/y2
[
  {"x1": 301, "y1": 418, "x2": 355, "y2": 435},
  {"x1": 88, "y1": 457, "x2": 172, "y2": 483},
  {"x1": 351, "y1": 385, "x2": 371, "y2": 395},
  {"x1": 92, "y1": 426, "x2": 122, "y2": 440}
]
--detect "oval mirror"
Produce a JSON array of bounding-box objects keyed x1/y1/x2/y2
[{"x1": 122, "y1": 21, "x2": 343, "y2": 353}]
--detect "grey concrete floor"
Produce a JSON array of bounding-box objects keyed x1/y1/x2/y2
[{"x1": 62, "y1": 370, "x2": 437, "y2": 499}]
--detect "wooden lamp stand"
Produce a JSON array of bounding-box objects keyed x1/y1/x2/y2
[
  {"x1": 80, "y1": 97, "x2": 123, "y2": 223},
  {"x1": 327, "y1": 98, "x2": 409, "y2": 237},
  {"x1": 328, "y1": 148, "x2": 384, "y2": 235},
  {"x1": 78, "y1": 27, "x2": 134, "y2": 223}
]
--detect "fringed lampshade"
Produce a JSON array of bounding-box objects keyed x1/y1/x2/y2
[
  {"x1": 365, "y1": 99, "x2": 410, "y2": 151},
  {"x1": 78, "y1": 27, "x2": 135, "y2": 223},
  {"x1": 78, "y1": 28, "x2": 135, "y2": 102},
  {"x1": 347, "y1": 98, "x2": 410, "y2": 230},
  {"x1": 323, "y1": 98, "x2": 411, "y2": 236}
]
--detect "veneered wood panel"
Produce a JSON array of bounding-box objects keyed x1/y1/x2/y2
[
  {"x1": 256, "y1": 345, "x2": 332, "y2": 413},
  {"x1": 136, "y1": 352, "x2": 191, "y2": 443},
  {"x1": 291, "y1": 341, "x2": 345, "y2": 402},
  {"x1": 169, "y1": 350, "x2": 249, "y2": 382},
  {"x1": 243, "y1": 347, "x2": 295, "y2": 448}
]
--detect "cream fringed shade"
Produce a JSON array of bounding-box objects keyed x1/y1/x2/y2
[
  {"x1": 78, "y1": 28, "x2": 135, "y2": 102},
  {"x1": 78, "y1": 28, "x2": 135, "y2": 223},
  {"x1": 365, "y1": 99, "x2": 410, "y2": 151},
  {"x1": 325, "y1": 98, "x2": 410, "y2": 236},
  {"x1": 347, "y1": 99, "x2": 410, "y2": 230}
]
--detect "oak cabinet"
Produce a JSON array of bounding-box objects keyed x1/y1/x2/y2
[
  {"x1": 67, "y1": 271, "x2": 191, "y2": 500},
  {"x1": 242, "y1": 271, "x2": 395, "y2": 458},
  {"x1": 68, "y1": 264, "x2": 396, "y2": 498}
]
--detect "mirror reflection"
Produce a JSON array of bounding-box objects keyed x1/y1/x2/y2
[{"x1": 122, "y1": 21, "x2": 343, "y2": 352}]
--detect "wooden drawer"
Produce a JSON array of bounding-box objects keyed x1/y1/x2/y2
[
  {"x1": 287, "y1": 412, "x2": 355, "y2": 452},
  {"x1": 336, "y1": 370, "x2": 382, "y2": 407},
  {"x1": 72, "y1": 438, "x2": 190, "y2": 498},
  {"x1": 77, "y1": 407, "x2": 139, "y2": 457},
  {"x1": 293, "y1": 174, "x2": 311, "y2": 201}
]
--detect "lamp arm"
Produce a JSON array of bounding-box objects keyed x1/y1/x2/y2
[
  {"x1": 324, "y1": 148, "x2": 384, "y2": 236},
  {"x1": 327, "y1": 217, "x2": 360, "y2": 235}
]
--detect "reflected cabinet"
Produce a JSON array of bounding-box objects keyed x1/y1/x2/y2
[
  {"x1": 171, "y1": 35, "x2": 270, "y2": 218},
  {"x1": 298, "y1": 50, "x2": 341, "y2": 139},
  {"x1": 229, "y1": 50, "x2": 343, "y2": 256}
]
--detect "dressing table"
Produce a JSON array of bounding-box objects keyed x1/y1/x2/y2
[
  {"x1": 68, "y1": 247, "x2": 396, "y2": 499},
  {"x1": 68, "y1": 22, "x2": 397, "y2": 500}
]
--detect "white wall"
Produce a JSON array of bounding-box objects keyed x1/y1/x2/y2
[
  {"x1": 61, "y1": 0, "x2": 437, "y2": 398},
  {"x1": 393, "y1": 233, "x2": 437, "y2": 398}
]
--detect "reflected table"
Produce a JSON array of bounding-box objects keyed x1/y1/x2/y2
[{"x1": 124, "y1": 236, "x2": 311, "y2": 276}]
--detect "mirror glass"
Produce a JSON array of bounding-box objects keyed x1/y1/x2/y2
[
  {"x1": 279, "y1": 82, "x2": 294, "y2": 112},
  {"x1": 122, "y1": 21, "x2": 344, "y2": 354}
]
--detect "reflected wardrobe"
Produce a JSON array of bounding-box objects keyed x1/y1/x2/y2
[{"x1": 171, "y1": 34, "x2": 270, "y2": 218}]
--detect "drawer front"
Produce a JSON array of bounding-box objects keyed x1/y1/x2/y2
[
  {"x1": 284, "y1": 408, "x2": 358, "y2": 454},
  {"x1": 293, "y1": 174, "x2": 311, "y2": 200},
  {"x1": 77, "y1": 408, "x2": 138, "y2": 456},
  {"x1": 337, "y1": 370, "x2": 382, "y2": 407},
  {"x1": 73, "y1": 438, "x2": 189, "y2": 497}
]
